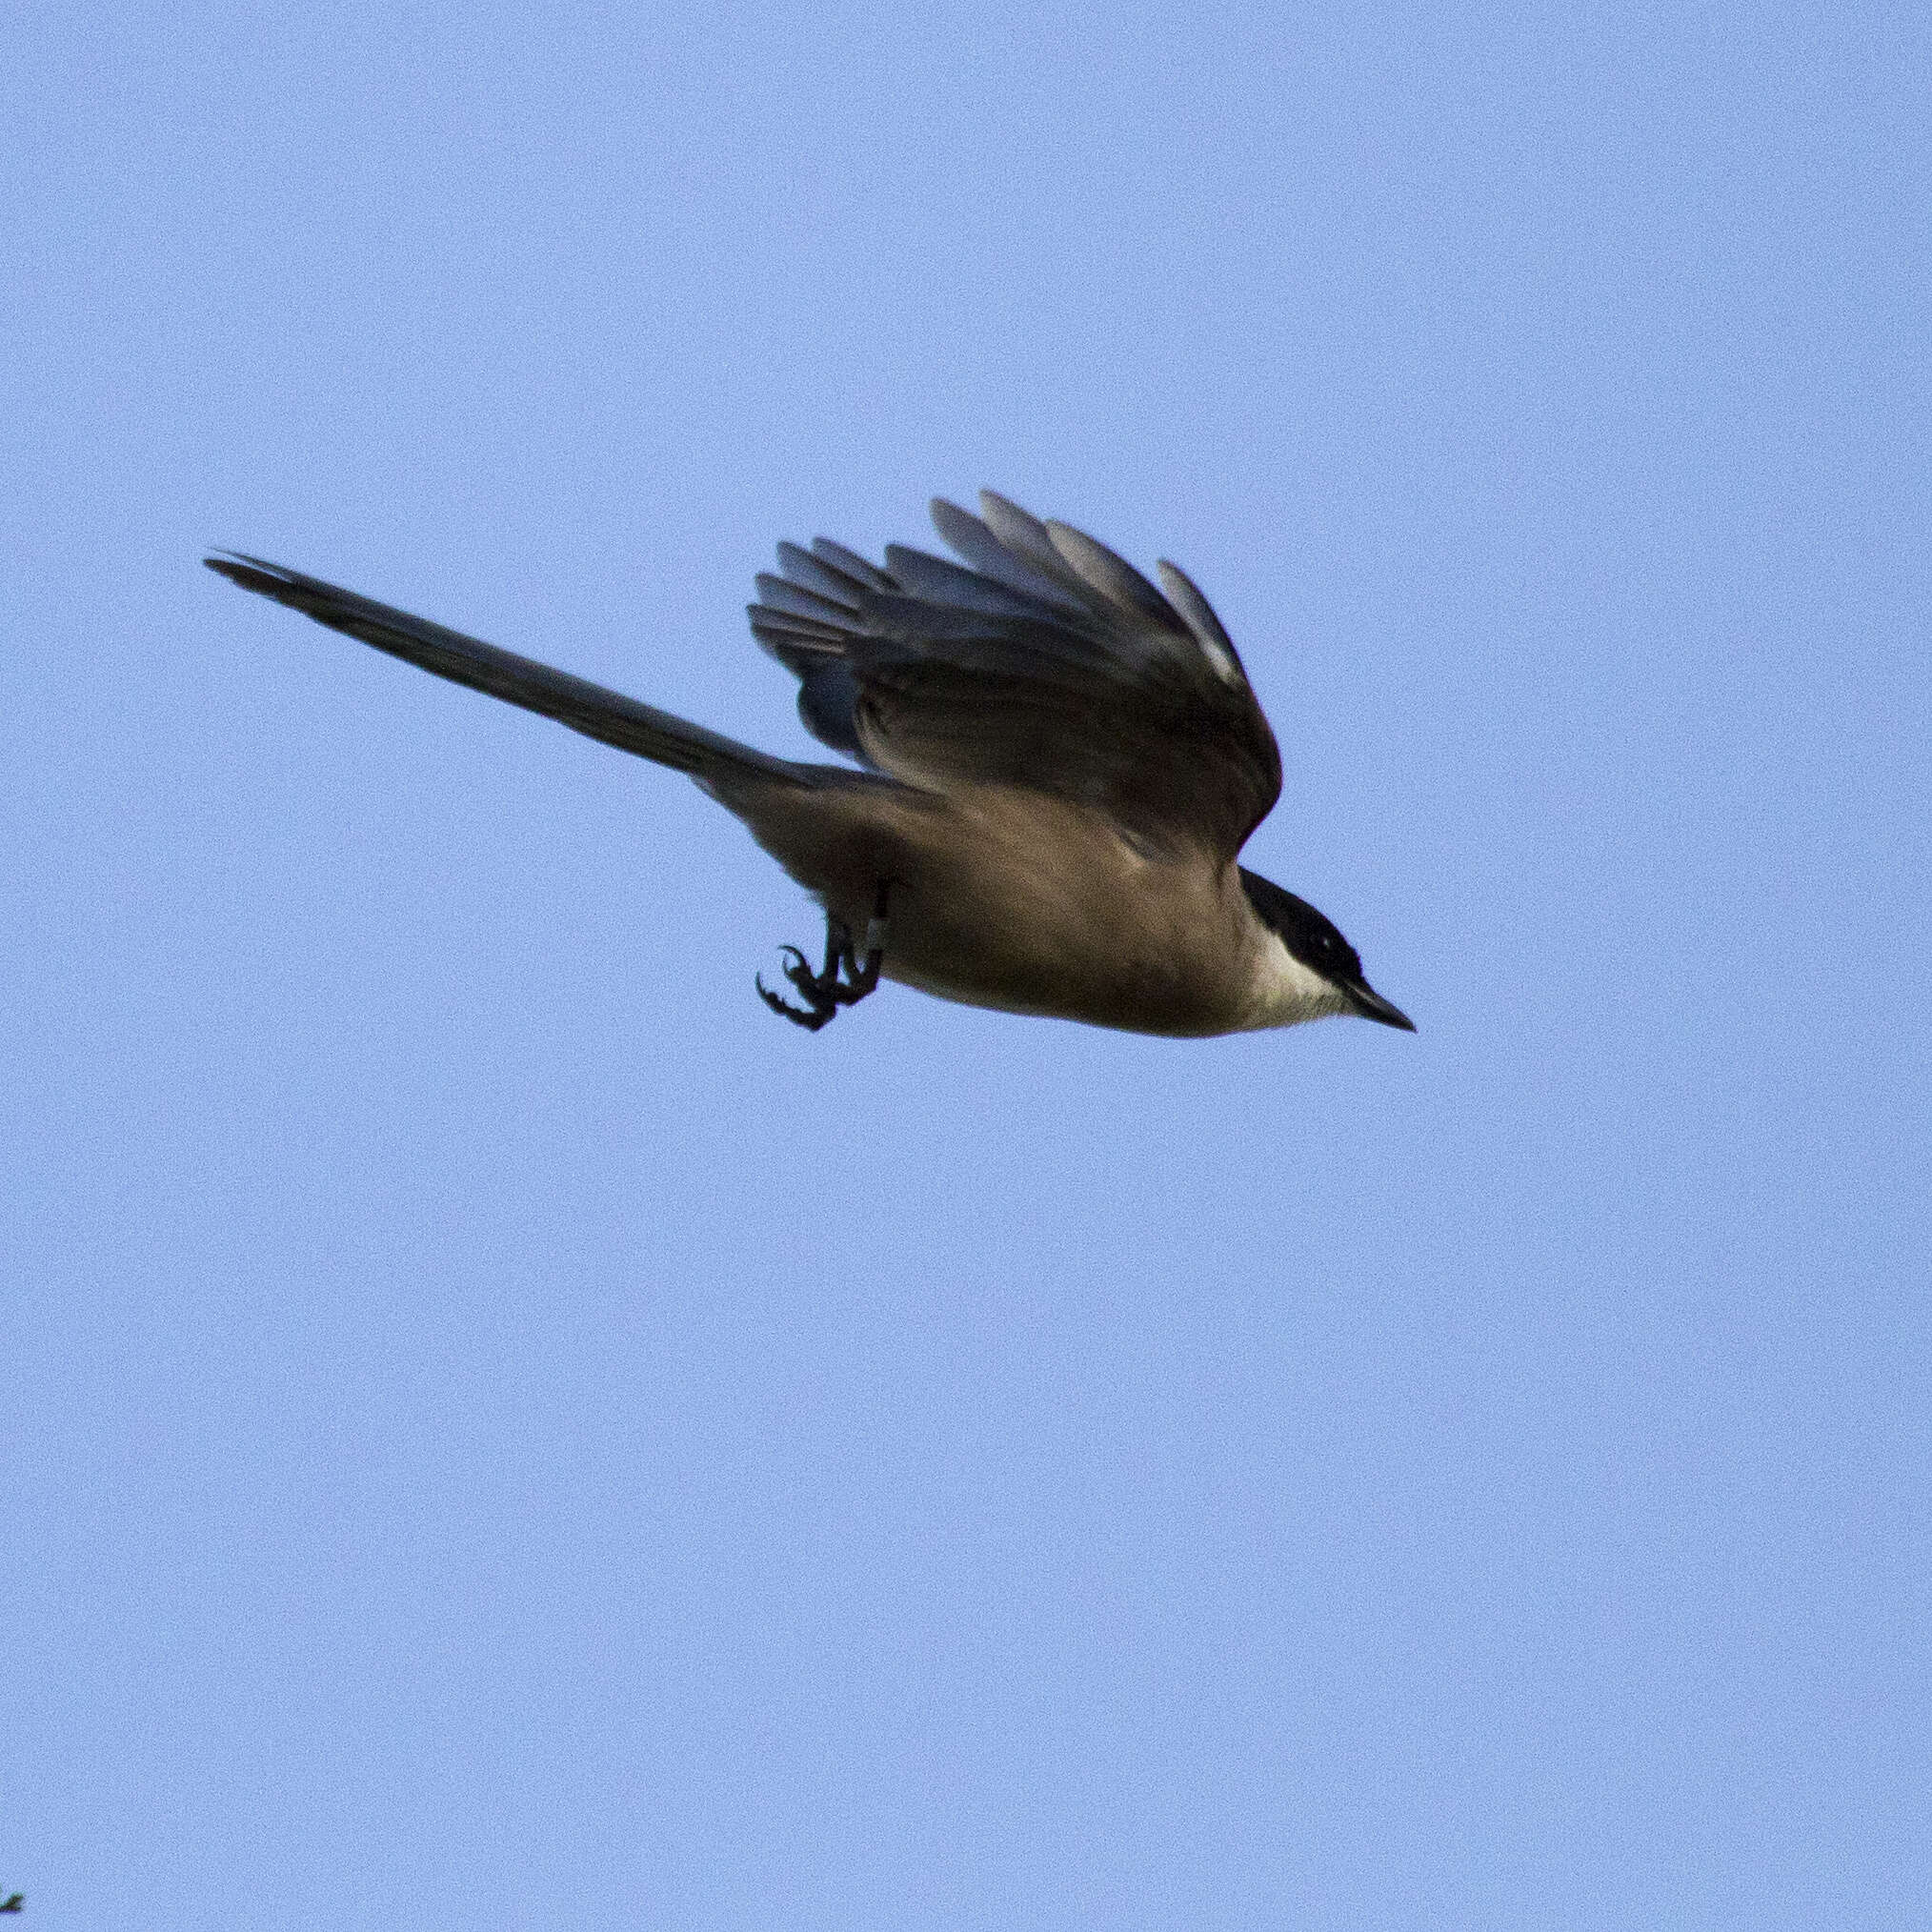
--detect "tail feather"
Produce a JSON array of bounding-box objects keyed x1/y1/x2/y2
[{"x1": 206, "y1": 553, "x2": 808, "y2": 788}]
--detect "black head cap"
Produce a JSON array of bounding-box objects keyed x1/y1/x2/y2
[{"x1": 1238, "y1": 867, "x2": 1416, "y2": 1031}]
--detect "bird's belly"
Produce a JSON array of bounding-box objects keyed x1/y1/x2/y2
[
  {"x1": 866, "y1": 849, "x2": 1243, "y2": 1037},
  {"x1": 882, "y1": 950, "x2": 1230, "y2": 1036}
]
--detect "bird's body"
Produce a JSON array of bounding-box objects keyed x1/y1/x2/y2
[
  {"x1": 719, "y1": 774, "x2": 1312, "y2": 1035},
  {"x1": 208, "y1": 493, "x2": 1412, "y2": 1037}
]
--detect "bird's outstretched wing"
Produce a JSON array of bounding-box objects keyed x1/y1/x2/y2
[{"x1": 748, "y1": 493, "x2": 1282, "y2": 860}]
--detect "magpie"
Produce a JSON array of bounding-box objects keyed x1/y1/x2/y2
[{"x1": 207, "y1": 492, "x2": 1413, "y2": 1037}]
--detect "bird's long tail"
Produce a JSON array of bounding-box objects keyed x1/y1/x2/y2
[{"x1": 205, "y1": 553, "x2": 811, "y2": 790}]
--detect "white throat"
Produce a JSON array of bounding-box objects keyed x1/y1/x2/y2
[{"x1": 1240, "y1": 932, "x2": 1355, "y2": 1031}]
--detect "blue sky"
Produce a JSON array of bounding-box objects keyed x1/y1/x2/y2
[{"x1": 4, "y1": 3, "x2": 1927, "y2": 1926}]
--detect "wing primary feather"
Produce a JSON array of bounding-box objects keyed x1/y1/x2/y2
[
  {"x1": 976, "y1": 492, "x2": 1113, "y2": 612},
  {"x1": 809, "y1": 538, "x2": 897, "y2": 594},
  {"x1": 880, "y1": 544, "x2": 1070, "y2": 619},
  {"x1": 773, "y1": 542, "x2": 864, "y2": 610},
  {"x1": 930, "y1": 498, "x2": 1090, "y2": 612},
  {"x1": 752, "y1": 574, "x2": 860, "y2": 626},
  {"x1": 747, "y1": 610, "x2": 848, "y2": 652},
  {"x1": 1156, "y1": 559, "x2": 1246, "y2": 685},
  {"x1": 1044, "y1": 519, "x2": 1177, "y2": 627}
]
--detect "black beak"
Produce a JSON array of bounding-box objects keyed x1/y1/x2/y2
[{"x1": 1346, "y1": 980, "x2": 1416, "y2": 1032}]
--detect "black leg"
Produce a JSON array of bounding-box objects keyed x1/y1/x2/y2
[
  {"x1": 840, "y1": 879, "x2": 891, "y2": 999},
  {"x1": 755, "y1": 884, "x2": 892, "y2": 1032}
]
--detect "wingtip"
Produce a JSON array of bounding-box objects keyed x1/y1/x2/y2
[{"x1": 976, "y1": 489, "x2": 1051, "y2": 546}]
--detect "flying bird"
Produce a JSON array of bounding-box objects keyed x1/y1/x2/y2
[{"x1": 207, "y1": 493, "x2": 1412, "y2": 1037}]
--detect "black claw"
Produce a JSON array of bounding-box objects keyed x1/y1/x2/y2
[
  {"x1": 755, "y1": 971, "x2": 835, "y2": 1031},
  {"x1": 756, "y1": 883, "x2": 895, "y2": 1033}
]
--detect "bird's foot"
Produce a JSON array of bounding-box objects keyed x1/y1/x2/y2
[
  {"x1": 756, "y1": 885, "x2": 891, "y2": 1032},
  {"x1": 756, "y1": 943, "x2": 843, "y2": 1031}
]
